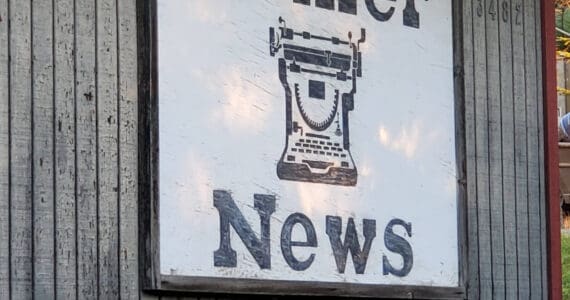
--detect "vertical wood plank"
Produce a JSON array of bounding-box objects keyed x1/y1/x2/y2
[
  {"x1": 54, "y1": 0, "x2": 77, "y2": 298},
  {"x1": 515, "y1": 0, "x2": 530, "y2": 298},
  {"x1": 499, "y1": 0, "x2": 518, "y2": 298},
  {"x1": 485, "y1": 0, "x2": 506, "y2": 298},
  {"x1": 96, "y1": 0, "x2": 119, "y2": 297},
  {"x1": 523, "y1": 0, "x2": 542, "y2": 298},
  {"x1": 137, "y1": 0, "x2": 160, "y2": 290},
  {"x1": 472, "y1": 0, "x2": 493, "y2": 298},
  {"x1": 0, "y1": 0, "x2": 10, "y2": 297},
  {"x1": 463, "y1": 0, "x2": 480, "y2": 298},
  {"x1": 532, "y1": 3, "x2": 548, "y2": 300},
  {"x1": 32, "y1": 0, "x2": 55, "y2": 298},
  {"x1": 9, "y1": 0, "x2": 33, "y2": 298},
  {"x1": 75, "y1": 0, "x2": 98, "y2": 297},
  {"x1": 452, "y1": 0, "x2": 468, "y2": 295},
  {"x1": 118, "y1": 0, "x2": 139, "y2": 298},
  {"x1": 535, "y1": 0, "x2": 548, "y2": 297},
  {"x1": 511, "y1": 1, "x2": 527, "y2": 298}
]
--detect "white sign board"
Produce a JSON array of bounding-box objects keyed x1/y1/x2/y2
[{"x1": 158, "y1": 0, "x2": 458, "y2": 291}]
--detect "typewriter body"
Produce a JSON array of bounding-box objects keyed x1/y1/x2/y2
[{"x1": 270, "y1": 18, "x2": 365, "y2": 186}]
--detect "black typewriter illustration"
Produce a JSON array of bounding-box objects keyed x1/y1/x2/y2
[{"x1": 270, "y1": 18, "x2": 365, "y2": 186}]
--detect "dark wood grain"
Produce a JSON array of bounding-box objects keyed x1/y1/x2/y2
[{"x1": 159, "y1": 276, "x2": 464, "y2": 300}]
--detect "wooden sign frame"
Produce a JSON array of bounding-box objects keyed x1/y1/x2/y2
[{"x1": 137, "y1": 0, "x2": 468, "y2": 298}]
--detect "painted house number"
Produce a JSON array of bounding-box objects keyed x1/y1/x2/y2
[{"x1": 476, "y1": 0, "x2": 523, "y2": 25}]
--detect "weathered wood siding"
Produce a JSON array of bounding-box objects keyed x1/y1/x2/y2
[
  {"x1": 0, "y1": 0, "x2": 139, "y2": 298},
  {"x1": 462, "y1": 0, "x2": 548, "y2": 299},
  {"x1": 0, "y1": 0, "x2": 549, "y2": 299}
]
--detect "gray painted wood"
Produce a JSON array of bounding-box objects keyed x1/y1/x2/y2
[
  {"x1": 523, "y1": 0, "x2": 543, "y2": 299},
  {"x1": 118, "y1": 0, "x2": 139, "y2": 298},
  {"x1": 54, "y1": 0, "x2": 77, "y2": 298},
  {"x1": 462, "y1": 0, "x2": 549, "y2": 299},
  {"x1": 463, "y1": 1, "x2": 479, "y2": 299},
  {"x1": 453, "y1": 1, "x2": 468, "y2": 295},
  {"x1": 9, "y1": 0, "x2": 33, "y2": 299},
  {"x1": 75, "y1": 0, "x2": 98, "y2": 298},
  {"x1": 0, "y1": 0, "x2": 10, "y2": 298},
  {"x1": 536, "y1": 1, "x2": 547, "y2": 299},
  {"x1": 31, "y1": 0, "x2": 55, "y2": 298},
  {"x1": 96, "y1": 0, "x2": 120, "y2": 298},
  {"x1": 0, "y1": 0, "x2": 551, "y2": 299},
  {"x1": 535, "y1": 1, "x2": 548, "y2": 298},
  {"x1": 515, "y1": 0, "x2": 532, "y2": 299},
  {"x1": 471, "y1": 0, "x2": 493, "y2": 298},
  {"x1": 485, "y1": 0, "x2": 506, "y2": 298},
  {"x1": 499, "y1": 0, "x2": 518, "y2": 298},
  {"x1": 515, "y1": 1, "x2": 531, "y2": 299}
]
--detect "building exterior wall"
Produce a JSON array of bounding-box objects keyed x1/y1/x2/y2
[
  {"x1": 462, "y1": 0, "x2": 548, "y2": 299},
  {"x1": 0, "y1": 0, "x2": 549, "y2": 299}
]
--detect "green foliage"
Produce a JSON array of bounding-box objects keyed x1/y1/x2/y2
[
  {"x1": 562, "y1": 234, "x2": 570, "y2": 299},
  {"x1": 557, "y1": 9, "x2": 570, "y2": 53},
  {"x1": 557, "y1": 8, "x2": 570, "y2": 33},
  {"x1": 557, "y1": 4, "x2": 570, "y2": 52}
]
